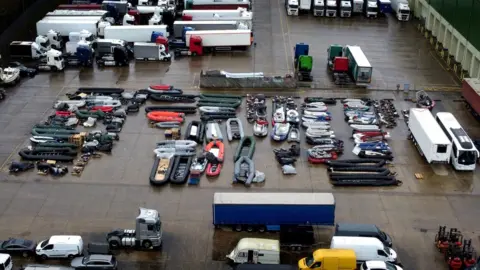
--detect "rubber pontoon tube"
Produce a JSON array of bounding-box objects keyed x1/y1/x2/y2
[
  {"x1": 326, "y1": 161, "x2": 386, "y2": 168},
  {"x1": 233, "y1": 156, "x2": 255, "y2": 186},
  {"x1": 153, "y1": 148, "x2": 197, "y2": 157},
  {"x1": 18, "y1": 150, "x2": 75, "y2": 162},
  {"x1": 199, "y1": 106, "x2": 236, "y2": 113},
  {"x1": 226, "y1": 118, "x2": 244, "y2": 141},
  {"x1": 36, "y1": 142, "x2": 78, "y2": 149},
  {"x1": 358, "y1": 152, "x2": 394, "y2": 160},
  {"x1": 197, "y1": 101, "x2": 241, "y2": 108},
  {"x1": 330, "y1": 178, "x2": 402, "y2": 187},
  {"x1": 201, "y1": 114, "x2": 236, "y2": 121},
  {"x1": 33, "y1": 124, "x2": 75, "y2": 130},
  {"x1": 155, "y1": 122, "x2": 180, "y2": 129},
  {"x1": 76, "y1": 87, "x2": 124, "y2": 94},
  {"x1": 29, "y1": 147, "x2": 78, "y2": 156},
  {"x1": 169, "y1": 156, "x2": 193, "y2": 185},
  {"x1": 149, "y1": 94, "x2": 197, "y2": 103},
  {"x1": 156, "y1": 140, "x2": 197, "y2": 149},
  {"x1": 329, "y1": 172, "x2": 393, "y2": 179},
  {"x1": 328, "y1": 159, "x2": 386, "y2": 164},
  {"x1": 144, "y1": 106, "x2": 197, "y2": 114},
  {"x1": 304, "y1": 97, "x2": 337, "y2": 104},
  {"x1": 328, "y1": 166, "x2": 389, "y2": 172}
]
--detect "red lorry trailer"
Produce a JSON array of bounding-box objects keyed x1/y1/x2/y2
[{"x1": 462, "y1": 78, "x2": 480, "y2": 121}]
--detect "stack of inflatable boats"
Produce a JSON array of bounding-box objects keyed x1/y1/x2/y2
[
  {"x1": 326, "y1": 159, "x2": 402, "y2": 187},
  {"x1": 198, "y1": 94, "x2": 242, "y2": 121}
]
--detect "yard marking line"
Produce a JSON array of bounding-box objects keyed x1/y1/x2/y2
[
  {"x1": 277, "y1": 0, "x2": 291, "y2": 74},
  {"x1": 284, "y1": 3, "x2": 294, "y2": 73}
]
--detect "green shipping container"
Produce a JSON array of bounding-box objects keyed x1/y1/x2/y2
[{"x1": 345, "y1": 45, "x2": 372, "y2": 86}]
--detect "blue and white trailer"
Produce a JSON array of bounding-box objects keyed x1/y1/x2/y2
[{"x1": 212, "y1": 192, "x2": 335, "y2": 232}]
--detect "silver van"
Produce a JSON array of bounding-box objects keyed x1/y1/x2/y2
[{"x1": 334, "y1": 223, "x2": 393, "y2": 247}]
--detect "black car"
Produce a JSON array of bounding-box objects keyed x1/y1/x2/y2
[
  {"x1": 8, "y1": 62, "x2": 38, "y2": 77},
  {"x1": 0, "y1": 238, "x2": 36, "y2": 257}
]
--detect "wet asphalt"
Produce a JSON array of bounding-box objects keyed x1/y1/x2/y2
[{"x1": 0, "y1": 1, "x2": 478, "y2": 270}]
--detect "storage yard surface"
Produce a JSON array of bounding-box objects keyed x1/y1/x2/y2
[{"x1": 0, "y1": 3, "x2": 478, "y2": 270}]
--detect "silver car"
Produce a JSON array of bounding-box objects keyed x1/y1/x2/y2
[{"x1": 70, "y1": 255, "x2": 117, "y2": 270}]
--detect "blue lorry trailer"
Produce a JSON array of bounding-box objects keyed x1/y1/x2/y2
[{"x1": 212, "y1": 192, "x2": 335, "y2": 232}]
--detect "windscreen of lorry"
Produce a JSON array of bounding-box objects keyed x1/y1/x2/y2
[
  {"x1": 458, "y1": 150, "x2": 477, "y2": 165},
  {"x1": 289, "y1": 4, "x2": 299, "y2": 8},
  {"x1": 367, "y1": 7, "x2": 377, "y2": 12},
  {"x1": 314, "y1": 5, "x2": 324, "y2": 10},
  {"x1": 399, "y1": 9, "x2": 410, "y2": 14},
  {"x1": 341, "y1": 6, "x2": 350, "y2": 11}
]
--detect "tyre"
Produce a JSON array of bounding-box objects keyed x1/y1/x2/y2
[
  {"x1": 41, "y1": 254, "x2": 48, "y2": 260},
  {"x1": 142, "y1": 240, "x2": 152, "y2": 249},
  {"x1": 192, "y1": 52, "x2": 197, "y2": 56},
  {"x1": 68, "y1": 254, "x2": 75, "y2": 259},
  {"x1": 258, "y1": 226, "x2": 266, "y2": 233},
  {"x1": 109, "y1": 240, "x2": 120, "y2": 249},
  {"x1": 246, "y1": 226, "x2": 254, "y2": 232},
  {"x1": 234, "y1": 225, "x2": 242, "y2": 232},
  {"x1": 22, "y1": 251, "x2": 30, "y2": 258}
]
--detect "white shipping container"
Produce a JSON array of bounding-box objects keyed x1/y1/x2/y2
[
  {"x1": 36, "y1": 20, "x2": 100, "y2": 37},
  {"x1": 185, "y1": 29, "x2": 251, "y2": 47},
  {"x1": 104, "y1": 25, "x2": 169, "y2": 42},
  {"x1": 408, "y1": 108, "x2": 452, "y2": 163}
]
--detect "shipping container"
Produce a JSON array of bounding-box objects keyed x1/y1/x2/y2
[
  {"x1": 104, "y1": 25, "x2": 169, "y2": 42},
  {"x1": 173, "y1": 21, "x2": 240, "y2": 38},
  {"x1": 213, "y1": 192, "x2": 335, "y2": 231},
  {"x1": 462, "y1": 78, "x2": 480, "y2": 121},
  {"x1": 185, "y1": 29, "x2": 252, "y2": 48},
  {"x1": 408, "y1": 108, "x2": 452, "y2": 163},
  {"x1": 344, "y1": 45, "x2": 372, "y2": 86}
]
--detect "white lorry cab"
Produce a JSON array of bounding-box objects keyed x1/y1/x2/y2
[
  {"x1": 36, "y1": 235, "x2": 84, "y2": 260},
  {"x1": 227, "y1": 238, "x2": 280, "y2": 264},
  {"x1": 330, "y1": 236, "x2": 398, "y2": 263},
  {"x1": 285, "y1": 0, "x2": 299, "y2": 16},
  {"x1": 0, "y1": 254, "x2": 12, "y2": 270}
]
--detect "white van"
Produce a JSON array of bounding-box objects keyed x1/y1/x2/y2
[
  {"x1": 35, "y1": 235, "x2": 84, "y2": 260},
  {"x1": 21, "y1": 265, "x2": 74, "y2": 270},
  {"x1": 0, "y1": 254, "x2": 12, "y2": 270},
  {"x1": 226, "y1": 238, "x2": 280, "y2": 264},
  {"x1": 330, "y1": 236, "x2": 398, "y2": 263}
]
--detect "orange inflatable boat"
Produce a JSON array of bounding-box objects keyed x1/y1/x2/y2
[
  {"x1": 147, "y1": 111, "x2": 184, "y2": 122},
  {"x1": 204, "y1": 140, "x2": 225, "y2": 176}
]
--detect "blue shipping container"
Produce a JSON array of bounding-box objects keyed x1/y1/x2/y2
[{"x1": 213, "y1": 193, "x2": 335, "y2": 228}]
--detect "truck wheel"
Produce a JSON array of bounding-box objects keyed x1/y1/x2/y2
[
  {"x1": 192, "y1": 52, "x2": 197, "y2": 56},
  {"x1": 234, "y1": 225, "x2": 242, "y2": 232},
  {"x1": 142, "y1": 240, "x2": 152, "y2": 249},
  {"x1": 246, "y1": 226, "x2": 254, "y2": 232},
  {"x1": 51, "y1": 66, "x2": 57, "y2": 72},
  {"x1": 258, "y1": 226, "x2": 266, "y2": 233},
  {"x1": 41, "y1": 255, "x2": 48, "y2": 260},
  {"x1": 109, "y1": 240, "x2": 120, "y2": 249}
]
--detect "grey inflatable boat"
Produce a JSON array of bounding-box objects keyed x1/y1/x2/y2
[{"x1": 233, "y1": 156, "x2": 255, "y2": 186}]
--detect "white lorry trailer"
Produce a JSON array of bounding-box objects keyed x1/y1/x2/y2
[
  {"x1": 408, "y1": 108, "x2": 452, "y2": 163},
  {"x1": 134, "y1": 42, "x2": 171, "y2": 61},
  {"x1": 339, "y1": 0, "x2": 352, "y2": 17},
  {"x1": 390, "y1": 0, "x2": 410, "y2": 21},
  {"x1": 352, "y1": 0, "x2": 363, "y2": 13},
  {"x1": 182, "y1": 8, "x2": 250, "y2": 19},
  {"x1": 173, "y1": 21, "x2": 245, "y2": 38},
  {"x1": 36, "y1": 19, "x2": 110, "y2": 37},
  {"x1": 46, "y1": 10, "x2": 109, "y2": 17},
  {"x1": 185, "y1": 29, "x2": 252, "y2": 49},
  {"x1": 10, "y1": 40, "x2": 50, "y2": 59},
  {"x1": 325, "y1": 0, "x2": 337, "y2": 17},
  {"x1": 299, "y1": 0, "x2": 311, "y2": 13},
  {"x1": 364, "y1": 0, "x2": 378, "y2": 18},
  {"x1": 285, "y1": 0, "x2": 299, "y2": 16},
  {"x1": 104, "y1": 25, "x2": 169, "y2": 42},
  {"x1": 313, "y1": 0, "x2": 325, "y2": 16},
  {"x1": 65, "y1": 30, "x2": 95, "y2": 54}
]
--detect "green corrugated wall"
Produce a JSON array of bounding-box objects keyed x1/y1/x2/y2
[{"x1": 426, "y1": 0, "x2": 480, "y2": 51}]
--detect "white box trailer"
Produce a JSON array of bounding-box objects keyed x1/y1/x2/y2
[
  {"x1": 182, "y1": 8, "x2": 250, "y2": 18},
  {"x1": 299, "y1": 0, "x2": 311, "y2": 11},
  {"x1": 36, "y1": 19, "x2": 109, "y2": 37},
  {"x1": 104, "y1": 25, "x2": 169, "y2": 42},
  {"x1": 408, "y1": 108, "x2": 452, "y2": 163},
  {"x1": 185, "y1": 29, "x2": 252, "y2": 48},
  {"x1": 173, "y1": 21, "x2": 241, "y2": 38}
]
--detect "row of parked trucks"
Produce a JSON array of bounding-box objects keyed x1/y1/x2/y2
[{"x1": 287, "y1": 0, "x2": 410, "y2": 20}]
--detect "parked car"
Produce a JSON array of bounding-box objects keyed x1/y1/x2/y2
[
  {"x1": 70, "y1": 255, "x2": 117, "y2": 270},
  {"x1": 0, "y1": 238, "x2": 36, "y2": 257},
  {"x1": 361, "y1": 261, "x2": 403, "y2": 270},
  {"x1": 8, "y1": 62, "x2": 38, "y2": 77}
]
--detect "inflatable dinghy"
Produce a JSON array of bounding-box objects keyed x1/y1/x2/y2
[
  {"x1": 226, "y1": 118, "x2": 244, "y2": 141},
  {"x1": 253, "y1": 119, "x2": 268, "y2": 137},
  {"x1": 169, "y1": 156, "x2": 193, "y2": 185},
  {"x1": 147, "y1": 84, "x2": 183, "y2": 94},
  {"x1": 233, "y1": 156, "x2": 255, "y2": 186},
  {"x1": 271, "y1": 123, "x2": 290, "y2": 141},
  {"x1": 185, "y1": 121, "x2": 205, "y2": 143},
  {"x1": 233, "y1": 136, "x2": 255, "y2": 162},
  {"x1": 287, "y1": 127, "x2": 300, "y2": 143},
  {"x1": 18, "y1": 150, "x2": 75, "y2": 162},
  {"x1": 149, "y1": 155, "x2": 174, "y2": 186},
  {"x1": 205, "y1": 122, "x2": 223, "y2": 142}
]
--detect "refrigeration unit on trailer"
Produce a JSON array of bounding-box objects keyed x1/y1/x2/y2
[
  {"x1": 299, "y1": 0, "x2": 311, "y2": 13},
  {"x1": 313, "y1": 0, "x2": 325, "y2": 16},
  {"x1": 104, "y1": 25, "x2": 169, "y2": 43},
  {"x1": 390, "y1": 0, "x2": 410, "y2": 21},
  {"x1": 364, "y1": 0, "x2": 378, "y2": 18},
  {"x1": 187, "y1": 0, "x2": 251, "y2": 10},
  {"x1": 185, "y1": 29, "x2": 252, "y2": 51},
  {"x1": 285, "y1": 0, "x2": 299, "y2": 16},
  {"x1": 36, "y1": 19, "x2": 110, "y2": 38},
  {"x1": 173, "y1": 21, "x2": 243, "y2": 38},
  {"x1": 435, "y1": 112, "x2": 479, "y2": 171},
  {"x1": 212, "y1": 192, "x2": 335, "y2": 232},
  {"x1": 352, "y1": 0, "x2": 363, "y2": 13},
  {"x1": 344, "y1": 45, "x2": 372, "y2": 86},
  {"x1": 325, "y1": 0, "x2": 337, "y2": 17},
  {"x1": 408, "y1": 108, "x2": 452, "y2": 163}
]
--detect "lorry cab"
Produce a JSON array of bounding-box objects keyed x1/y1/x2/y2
[
  {"x1": 313, "y1": 0, "x2": 325, "y2": 16},
  {"x1": 325, "y1": 0, "x2": 337, "y2": 17},
  {"x1": 330, "y1": 236, "x2": 397, "y2": 263},
  {"x1": 364, "y1": 0, "x2": 378, "y2": 18},
  {"x1": 298, "y1": 249, "x2": 356, "y2": 270},
  {"x1": 285, "y1": 0, "x2": 299, "y2": 16},
  {"x1": 338, "y1": 0, "x2": 352, "y2": 17},
  {"x1": 41, "y1": 49, "x2": 66, "y2": 71},
  {"x1": 395, "y1": 2, "x2": 410, "y2": 21},
  {"x1": 0, "y1": 254, "x2": 12, "y2": 270},
  {"x1": 227, "y1": 238, "x2": 280, "y2": 264}
]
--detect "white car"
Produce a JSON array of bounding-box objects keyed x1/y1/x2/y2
[{"x1": 361, "y1": 261, "x2": 403, "y2": 270}]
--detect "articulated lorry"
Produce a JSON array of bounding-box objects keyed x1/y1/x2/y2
[
  {"x1": 390, "y1": 0, "x2": 410, "y2": 21},
  {"x1": 185, "y1": 0, "x2": 251, "y2": 10},
  {"x1": 212, "y1": 192, "x2": 335, "y2": 233},
  {"x1": 327, "y1": 44, "x2": 350, "y2": 85},
  {"x1": 173, "y1": 21, "x2": 246, "y2": 38},
  {"x1": 364, "y1": 0, "x2": 378, "y2": 18},
  {"x1": 285, "y1": 0, "x2": 300, "y2": 16},
  {"x1": 312, "y1": 0, "x2": 325, "y2": 16},
  {"x1": 104, "y1": 25, "x2": 169, "y2": 42},
  {"x1": 408, "y1": 108, "x2": 452, "y2": 163},
  {"x1": 181, "y1": 8, "x2": 251, "y2": 18},
  {"x1": 462, "y1": 78, "x2": 480, "y2": 121},
  {"x1": 338, "y1": 0, "x2": 352, "y2": 17},
  {"x1": 344, "y1": 45, "x2": 372, "y2": 86}
]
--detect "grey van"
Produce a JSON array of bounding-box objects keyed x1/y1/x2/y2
[{"x1": 334, "y1": 223, "x2": 393, "y2": 247}]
